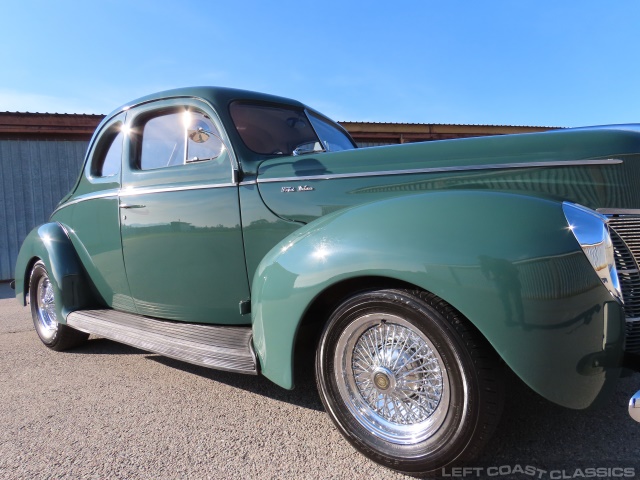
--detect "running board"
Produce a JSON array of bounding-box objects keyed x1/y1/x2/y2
[{"x1": 67, "y1": 310, "x2": 257, "y2": 375}]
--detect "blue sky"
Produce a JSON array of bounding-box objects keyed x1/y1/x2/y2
[{"x1": 1, "y1": 1, "x2": 638, "y2": 127}]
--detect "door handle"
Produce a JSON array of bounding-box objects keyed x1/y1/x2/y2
[{"x1": 119, "y1": 204, "x2": 146, "y2": 209}]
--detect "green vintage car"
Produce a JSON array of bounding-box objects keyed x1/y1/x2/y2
[{"x1": 13, "y1": 87, "x2": 640, "y2": 475}]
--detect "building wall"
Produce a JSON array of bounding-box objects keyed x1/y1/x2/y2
[
  {"x1": 341, "y1": 121, "x2": 554, "y2": 145},
  {"x1": 0, "y1": 139, "x2": 88, "y2": 280}
]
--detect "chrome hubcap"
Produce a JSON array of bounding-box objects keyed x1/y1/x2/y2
[
  {"x1": 36, "y1": 276, "x2": 57, "y2": 341},
  {"x1": 373, "y1": 368, "x2": 394, "y2": 391},
  {"x1": 335, "y1": 313, "x2": 450, "y2": 444}
]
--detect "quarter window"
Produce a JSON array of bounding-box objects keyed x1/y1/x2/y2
[{"x1": 91, "y1": 124, "x2": 123, "y2": 177}]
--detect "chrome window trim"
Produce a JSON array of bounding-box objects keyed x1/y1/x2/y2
[
  {"x1": 257, "y1": 159, "x2": 623, "y2": 184},
  {"x1": 129, "y1": 95, "x2": 241, "y2": 174},
  {"x1": 81, "y1": 96, "x2": 241, "y2": 182}
]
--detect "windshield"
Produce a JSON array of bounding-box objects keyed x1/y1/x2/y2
[{"x1": 229, "y1": 102, "x2": 355, "y2": 156}]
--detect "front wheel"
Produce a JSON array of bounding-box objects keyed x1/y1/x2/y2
[
  {"x1": 315, "y1": 289, "x2": 503, "y2": 476},
  {"x1": 29, "y1": 261, "x2": 88, "y2": 351}
]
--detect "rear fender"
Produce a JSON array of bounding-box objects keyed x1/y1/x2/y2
[
  {"x1": 251, "y1": 190, "x2": 624, "y2": 409},
  {"x1": 15, "y1": 222, "x2": 96, "y2": 322}
]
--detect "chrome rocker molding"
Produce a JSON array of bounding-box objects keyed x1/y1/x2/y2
[{"x1": 67, "y1": 310, "x2": 257, "y2": 374}]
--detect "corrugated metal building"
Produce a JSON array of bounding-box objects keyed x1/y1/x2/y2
[
  {"x1": 0, "y1": 113, "x2": 100, "y2": 280},
  {"x1": 0, "y1": 112, "x2": 552, "y2": 281},
  {"x1": 340, "y1": 121, "x2": 552, "y2": 147}
]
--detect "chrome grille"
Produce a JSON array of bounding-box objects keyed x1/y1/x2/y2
[{"x1": 607, "y1": 214, "x2": 640, "y2": 353}]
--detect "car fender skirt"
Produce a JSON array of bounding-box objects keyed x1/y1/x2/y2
[
  {"x1": 251, "y1": 190, "x2": 625, "y2": 409},
  {"x1": 14, "y1": 222, "x2": 95, "y2": 322}
]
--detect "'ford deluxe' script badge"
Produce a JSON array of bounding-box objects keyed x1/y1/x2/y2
[{"x1": 281, "y1": 185, "x2": 315, "y2": 193}]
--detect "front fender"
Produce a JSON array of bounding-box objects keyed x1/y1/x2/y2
[
  {"x1": 251, "y1": 190, "x2": 624, "y2": 409},
  {"x1": 15, "y1": 222, "x2": 96, "y2": 322}
]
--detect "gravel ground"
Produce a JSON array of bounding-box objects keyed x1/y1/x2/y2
[{"x1": 0, "y1": 282, "x2": 638, "y2": 480}]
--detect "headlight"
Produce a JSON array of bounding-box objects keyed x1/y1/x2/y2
[{"x1": 563, "y1": 202, "x2": 622, "y2": 302}]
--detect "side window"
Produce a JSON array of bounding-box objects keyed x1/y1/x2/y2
[
  {"x1": 139, "y1": 110, "x2": 224, "y2": 170},
  {"x1": 91, "y1": 124, "x2": 123, "y2": 177},
  {"x1": 140, "y1": 112, "x2": 185, "y2": 170}
]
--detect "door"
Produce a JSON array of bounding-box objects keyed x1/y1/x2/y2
[{"x1": 120, "y1": 99, "x2": 250, "y2": 324}]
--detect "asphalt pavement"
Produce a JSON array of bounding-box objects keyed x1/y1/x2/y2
[{"x1": 0, "y1": 282, "x2": 638, "y2": 480}]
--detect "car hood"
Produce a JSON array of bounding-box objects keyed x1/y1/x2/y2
[{"x1": 256, "y1": 125, "x2": 640, "y2": 224}]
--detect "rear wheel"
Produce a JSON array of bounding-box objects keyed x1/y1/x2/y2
[
  {"x1": 315, "y1": 289, "x2": 503, "y2": 476},
  {"x1": 29, "y1": 261, "x2": 88, "y2": 351}
]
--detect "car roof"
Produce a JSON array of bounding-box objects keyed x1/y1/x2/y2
[{"x1": 108, "y1": 86, "x2": 305, "y2": 119}]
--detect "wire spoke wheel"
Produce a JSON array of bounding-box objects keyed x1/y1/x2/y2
[
  {"x1": 316, "y1": 289, "x2": 504, "y2": 476},
  {"x1": 336, "y1": 313, "x2": 449, "y2": 444}
]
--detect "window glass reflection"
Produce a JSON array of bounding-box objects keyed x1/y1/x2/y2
[
  {"x1": 139, "y1": 111, "x2": 225, "y2": 170},
  {"x1": 92, "y1": 123, "x2": 123, "y2": 177},
  {"x1": 140, "y1": 112, "x2": 185, "y2": 170},
  {"x1": 230, "y1": 103, "x2": 320, "y2": 156}
]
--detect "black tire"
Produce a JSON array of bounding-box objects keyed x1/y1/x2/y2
[
  {"x1": 29, "y1": 261, "x2": 89, "y2": 351},
  {"x1": 315, "y1": 289, "x2": 504, "y2": 476}
]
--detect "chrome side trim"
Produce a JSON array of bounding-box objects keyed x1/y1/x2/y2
[
  {"x1": 52, "y1": 192, "x2": 118, "y2": 214},
  {"x1": 52, "y1": 183, "x2": 238, "y2": 215},
  {"x1": 76, "y1": 192, "x2": 118, "y2": 202},
  {"x1": 257, "y1": 159, "x2": 623, "y2": 184},
  {"x1": 119, "y1": 182, "x2": 236, "y2": 197}
]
